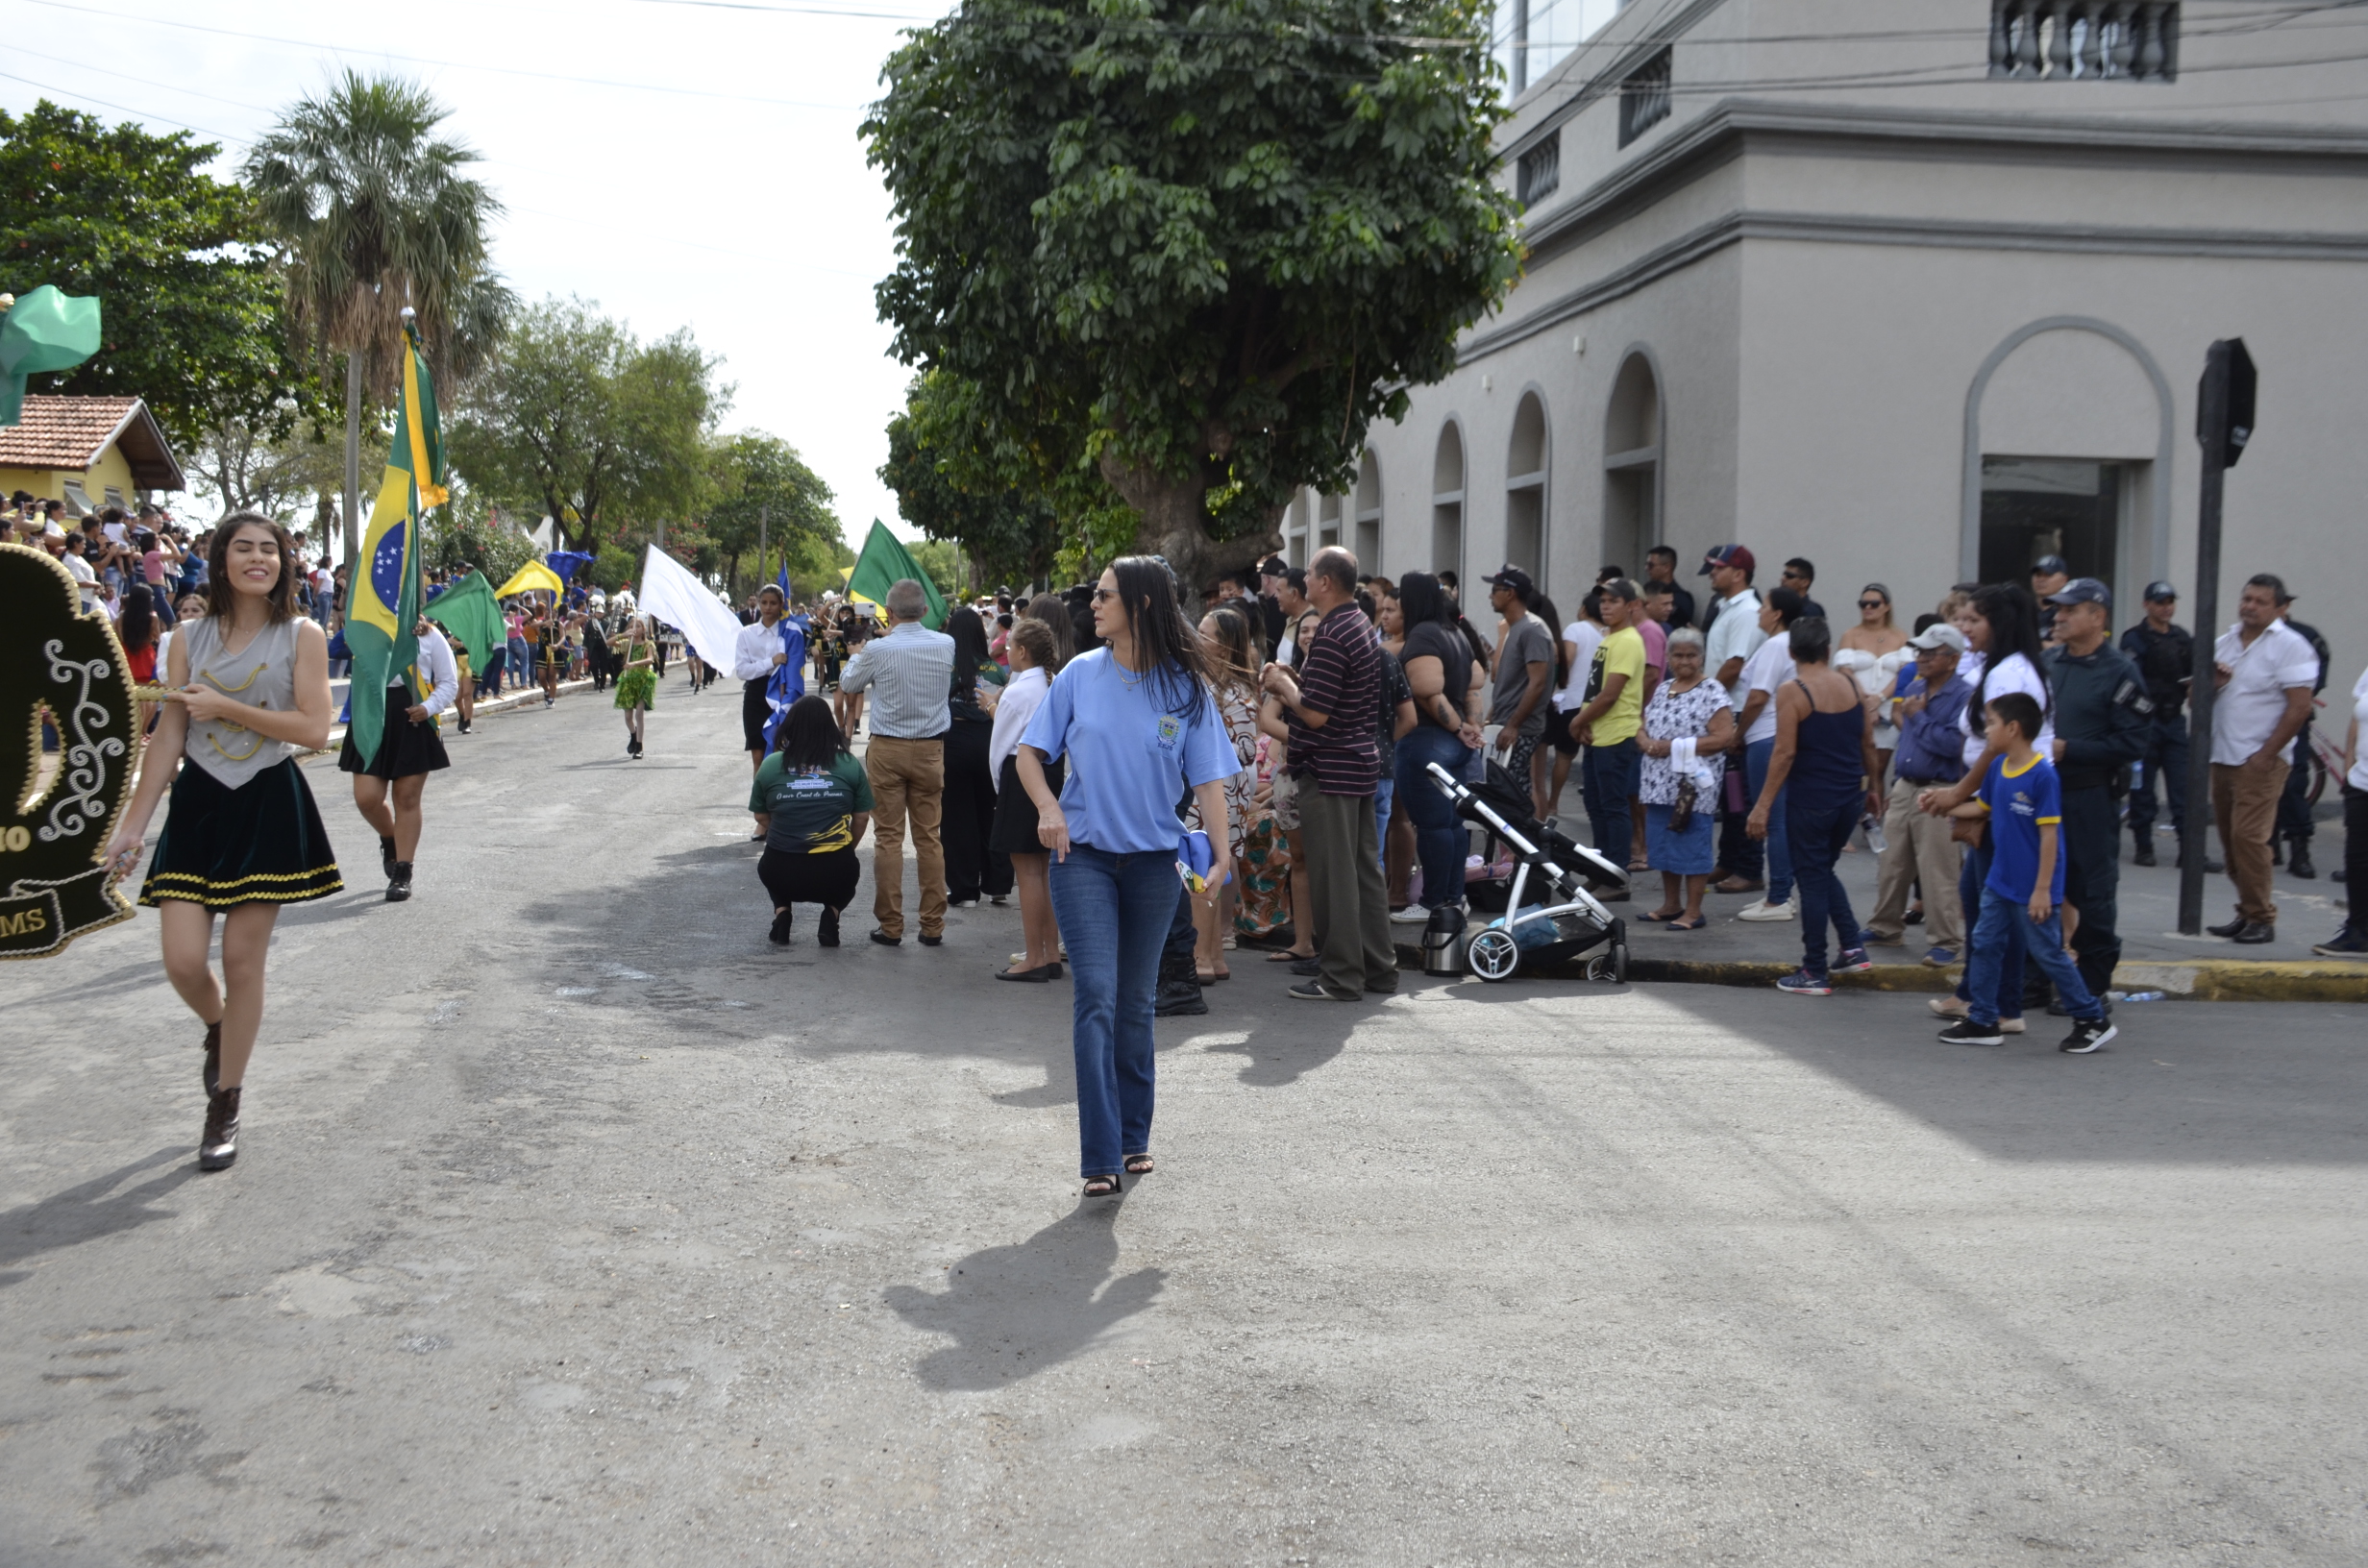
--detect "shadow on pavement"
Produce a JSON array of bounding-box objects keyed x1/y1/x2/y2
[
  {"x1": 1200, "y1": 987, "x2": 1371, "y2": 1086},
  {"x1": 0, "y1": 1147, "x2": 196, "y2": 1286},
  {"x1": 881, "y1": 1200, "x2": 1162, "y2": 1388},
  {"x1": 1637, "y1": 982, "x2": 2368, "y2": 1165}
]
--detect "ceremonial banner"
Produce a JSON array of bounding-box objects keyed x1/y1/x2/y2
[
  {"x1": 493, "y1": 560, "x2": 565, "y2": 600},
  {"x1": 0, "y1": 543, "x2": 136, "y2": 957},
  {"x1": 0, "y1": 285, "x2": 103, "y2": 426},
  {"x1": 761, "y1": 563, "x2": 807, "y2": 750},
  {"x1": 422, "y1": 569, "x2": 505, "y2": 665},
  {"x1": 546, "y1": 550, "x2": 595, "y2": 583},
  {"x1": 637, "y1": 545, "x2": 745, "y2": 673},
  {"x1": 348, "y1": 318, "x2": 448, "y2": 771},
  {"x1": 845, "y1": 521, "x2": 947, "y2": 629}
]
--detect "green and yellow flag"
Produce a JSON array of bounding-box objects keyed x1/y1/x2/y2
[
  {"x1": 844, "y1": 520, "x2": 947, "y2": 629},
  {"x1": 348, "y1": 319, "x2": 448, "y2": 770},
  {"x1": 423, "y1": 568, "x2": 504, "y2": 667}
]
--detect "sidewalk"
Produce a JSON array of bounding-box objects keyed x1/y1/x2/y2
[{"x1": 1404, "y1": 793, "x2": 2365, "y2": 1003}]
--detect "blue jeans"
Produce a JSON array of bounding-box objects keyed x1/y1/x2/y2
[
  {"x1": 1372, "y1": 774, "x2": 1395, "y2": 874},
  {"x1": 2127, "y1": 711, "x2": 2188, "y2": 844},
  {"x1": 1744, "y1": 736, "x2": 1792, "y2": 904},
  {"x1": 1048, "y1": 845, "x2": 1175, "y2": 1178},
  {"x1": 1964, "y1": 888, "x2": 2102, "y2": 1025},
  {"x1": 1953, "y1": 833, "x2": 2024, "y2": 1019},
  {"x1": 1787, "y1": 794, "x2": 1863, "y2": 976},
  {"x1": 1396, "y1": 724, "x2": 1473, "y2": 909},
  {"x1": 1581, "y1": 737, "x2": 1641, "y2": 870}
]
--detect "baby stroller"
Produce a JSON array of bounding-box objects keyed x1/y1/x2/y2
[{"x1": 1424, "y1": 759, "x2": 1632, "y2": 983}]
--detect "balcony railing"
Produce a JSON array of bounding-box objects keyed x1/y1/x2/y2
[
  {"x1": 1517, "y1": 130, "x2": 1562, "y2": 207},
  {"x1": 1989, "y1": 1, "x2": 2179, "y2": 82},
  {"x1": 1619, "y1": 47, "x2": 1673, "y2": 147}
]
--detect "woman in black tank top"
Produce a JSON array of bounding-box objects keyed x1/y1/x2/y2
[{"x1": 1747, "y1": 617, "x2": 1883, "y2": 993}]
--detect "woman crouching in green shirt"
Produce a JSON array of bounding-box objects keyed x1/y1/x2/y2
[{"x1": 750, "y1": 694, "x2": 873, "y2": 947}]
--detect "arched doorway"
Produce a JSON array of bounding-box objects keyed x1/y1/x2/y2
[
  {"x1": 1506, "y1": 390, "x2": 1548, "y2": 586},
  {"x1": 1432, "y1": 422, "x2": 1466, "y2": 583},
  {"x1": 1353, "y1": 452, "x2": 1382, "y2": 570},
  {"x1": 1602, "y1": 352, "x2": 1662, "y2": 578}
]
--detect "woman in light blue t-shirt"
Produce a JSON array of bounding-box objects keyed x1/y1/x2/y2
[{"x1": 1018, "y1": 558, "x2": 1240, "y2": 1198}]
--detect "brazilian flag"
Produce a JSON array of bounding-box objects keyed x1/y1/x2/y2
[{"x1": 347, "y1": 319, "x2": 448, "y2": 770}]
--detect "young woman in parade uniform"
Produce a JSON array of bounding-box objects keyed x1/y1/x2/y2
[
  {"x1": 337, "y1": 616, "x2": 456, "y2": 902},
  {"x1": 614, "y1": 619, "x2": 657, "y2": 757},
  {"x1": 105, "y1": 513, "x2": 342, "y2": 1171}
]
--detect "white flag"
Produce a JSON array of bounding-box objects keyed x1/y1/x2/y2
[{"x1": 638, "y1": 546, "x2": 746, "y2": 673}]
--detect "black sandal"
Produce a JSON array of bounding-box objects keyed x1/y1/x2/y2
[
  {"x1": 1123, "y1": 1154, "x2": 1154, "y2": 1176},
  {"x1": 1083, "y1": 1173, "x2": 1122, "y2": 1197}
]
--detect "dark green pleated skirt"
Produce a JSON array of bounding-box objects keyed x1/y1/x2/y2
[{"x1": 140, "y1": 757, "x2": 344, "y2": 909}]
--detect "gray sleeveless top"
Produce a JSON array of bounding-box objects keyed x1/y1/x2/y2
[{"x1": 179, "y1": 616, "x2": 303, "y2": 787}]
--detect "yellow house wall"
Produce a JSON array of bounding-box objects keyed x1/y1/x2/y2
[{"x1": 0, "y1": 438, "x2": 142, "y2": 509}]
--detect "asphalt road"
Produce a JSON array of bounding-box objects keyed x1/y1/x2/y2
[{"x1": 4, "y1": 677, "x2": 2364, "y2": 1566}]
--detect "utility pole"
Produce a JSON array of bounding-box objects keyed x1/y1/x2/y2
[
  {"x1": 759, "y1": 503, "x2": 768, "y2": 592},
  {"x1": 2179, "y1": 337, "x2": 2257, "y2": 936}
]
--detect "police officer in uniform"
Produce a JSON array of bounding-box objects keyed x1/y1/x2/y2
[
  {"x1": 2272, "y1": 587, "x2": 2330, "y2": 879},
  {"x1": 2043, "y1": 579, "x2": 2153, "y2": 1007},
  {"x1": 2119, "y1": 581, "x2": 2194, "y2": 868}
]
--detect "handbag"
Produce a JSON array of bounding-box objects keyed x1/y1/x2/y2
[{"x1": 1669, "y1": 777, "x2": 1696, "y2": 833}]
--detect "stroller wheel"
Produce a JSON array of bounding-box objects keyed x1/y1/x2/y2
[
  {"x1": 1612, "y1": 940, "x2": 1630, "y2": 985},
  {"x1": 1468, "y1": 927, "x2": 1522, "y2": 983}
]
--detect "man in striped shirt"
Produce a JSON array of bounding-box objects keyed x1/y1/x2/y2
[{"x1": 1262, "y1": 547, "x2": 1395, "y2": 1001}]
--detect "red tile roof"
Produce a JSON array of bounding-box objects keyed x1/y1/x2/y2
[{"x1": 0, "y1": 395, "x2": 185, "y2": 491}]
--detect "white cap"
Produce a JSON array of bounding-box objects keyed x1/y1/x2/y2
[{"x1": 1906, "y1": 622, "x2": 1967, "y2": 653}]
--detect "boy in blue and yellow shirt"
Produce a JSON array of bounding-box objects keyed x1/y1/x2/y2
[{"x1": 1941, "y1": 691, "x2": 2116, "y2": 1054}]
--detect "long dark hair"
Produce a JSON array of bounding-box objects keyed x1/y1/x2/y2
[
  {"x1": 947, "y1": 605, "x2": 991, "y2": 698},
  {"x1": 1968, "y1": 582, "x2": 2050, "y2": 735},
  {"x1": 1023, "y1": 592, "x2": 1074, "y2": 670},
  {"x1": 1108, "y1": 555, "x2": 1215, "y2": 717},
  {"x1": 1397, "y1": 571, "x2": 1452, "y2": 631},
  {"x1": 204, "y1": 512, "x2": 300, "y2": 623},
  {"x1": 119, "y1": 582, "x2": 156, "y2": 652},
  {"x1": 1533, "y1": 593, "x2": 1566, "y2": 690},
  {"x1": 775, "y1": 693, "x2": 846, "y2": 771},
  {"x1": 1201, "y1": 603, "x2": 1258, "y2": 696}
]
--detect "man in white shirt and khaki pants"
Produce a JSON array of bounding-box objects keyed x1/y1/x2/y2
[{"x1": 2208, "y1": 574, "x2": 2318, "y2": 943}]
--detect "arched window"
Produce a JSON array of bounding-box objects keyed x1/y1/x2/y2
[
  {"x1": 1317, "y1": 490, "x2": 1342, "y2": 553},
  {"x1": 1284, "y1": 490, "x2": 1309, "y2": 568},
  {"x1": 1432, "y1": 423, "x2": 1466, "y2": 582},
  {"x1": 1353, "y1": 452, "x2": 1382, "y2": 570},
  {"x1": 1603, "y1": 352, "x2": 1662, "y2": 577},
  {"x1": 1506, "y1": 391, "x2": 1548, "y2": 586}
]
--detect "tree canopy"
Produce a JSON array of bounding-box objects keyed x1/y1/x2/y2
[
  {"x1": 864, "y1": 0, "x2": 1522, "y2": 584},
  {"x1": 701, "y1": 430, "x2": 844, "y2": 598},
  {"x1": 0, "y1": 101, "x2": 317, "y2": 452},
  {"x1": 880, "y1": 373, "x2": 1061, "y2": 588},
  {"x1": 445, "y1": 296, "x2": 727, "y2": 558}
]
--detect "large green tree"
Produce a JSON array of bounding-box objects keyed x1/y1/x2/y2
[
  {"x1": 701, "y1": 430, "x2": 842, "y2": 598},
  {"x1": 880, "y1": 372, "x2": 1061, "y2": 588},
  {"x1": 244, "y1": 70, "x2": 509, "y2": 569},
  {"x1": 0, "y1": 101, "x2": 317, "y2": 453},
  {"x1": 445, "y1": 296, "x2": 727, "y2": 558},
  {"x1": 864, "y1": 0, "x2": 1522, "y2": 585}
]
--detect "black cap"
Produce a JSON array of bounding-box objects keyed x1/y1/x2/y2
[
  {"x1": 1485, "y1": 564, "x2": 1535, "y2": 594},
  {"x1": 2031, "y1": 554, "x2": 2070, "y2": 576},
  {"x1": 2143, "y1": 580, "x2": 2177, "y2": 602},
  {"x1": 2045, "y1": 577, "x2": 2111, "y2": 609},
  {"x1": 1258, "y1": 555, "x2": 1288, "y2": 578}
]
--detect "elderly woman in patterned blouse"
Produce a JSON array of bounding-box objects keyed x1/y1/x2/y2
[{"x1": 1636, "y1": 627, "x2": 1736, "y2": 930}]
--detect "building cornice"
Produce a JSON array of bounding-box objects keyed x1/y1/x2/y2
[
  {"x1": 1460, "y1": 205, "x2": 2368, "y2": 366},
  {"x1": 1517, "y1": 98, "x2": 2368, "y2": 270}
]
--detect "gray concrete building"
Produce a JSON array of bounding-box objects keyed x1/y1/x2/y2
[{"x1": 1316, "y1": 0, "x2": 2368, "y2": 686}]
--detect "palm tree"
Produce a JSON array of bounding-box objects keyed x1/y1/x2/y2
[{"x1": 244, "y1": 70, "x2": 506, "y2": 570}]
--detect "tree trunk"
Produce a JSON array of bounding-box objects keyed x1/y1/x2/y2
[
  {"x1": 342, "y1": 353, "x2": 362, "y2": 571},
  {"x1": 1098, "y1": 454, "x2": 1281, "y2": 591}
]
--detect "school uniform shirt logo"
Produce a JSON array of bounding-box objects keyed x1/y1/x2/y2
[
  {"x1": 1154, "y1": 713, "x2": 1183, "y2": 752},
  {"x1": 2007, "y1": 788, "x2": 2038, "y2": 819}
]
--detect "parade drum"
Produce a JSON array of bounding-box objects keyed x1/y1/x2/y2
[{"x1": 0, "y1": 542, "x2": 138, "y2": 958}]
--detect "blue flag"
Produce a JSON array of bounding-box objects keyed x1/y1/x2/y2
[{"x1": 758, "y1": 564, "x2": 806, "y2": 749}]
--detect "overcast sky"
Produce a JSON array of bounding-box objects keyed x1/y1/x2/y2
[{"x1": 1, "y1": 0, "x2": 951, "y2": 542}]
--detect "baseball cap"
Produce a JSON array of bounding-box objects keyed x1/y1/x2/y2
[
  {"x1": 1905, "y1": 622, "x2": 1967, "y2": 653},
  {"x1": 1485, "y1": 563, "x2": 1534, "y2": 594},
  {"x1": 2142, "y1": 580, "x2": 2177, "y2": 602},
  {"x1": 2030, "y1": 553, "x2": 2071, "y2": 576},
  {"x1": 1258, "y1": 555, "x2": 1288, "y2": 578},
  {"x1": 1697, "y1": 544, "x2": 1755, "y2": 577},
  {"x1": 2045, "y1": 577, "x2": 2111, "y2": 609}
]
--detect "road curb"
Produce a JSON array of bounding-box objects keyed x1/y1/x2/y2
[{"x1": 1390, "y1": 943, "x2": 2368, "y2": 1002}]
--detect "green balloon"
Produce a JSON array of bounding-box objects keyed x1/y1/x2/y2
[{"x1": 0, "y1": 285, "x2": 103, "y2": 427}]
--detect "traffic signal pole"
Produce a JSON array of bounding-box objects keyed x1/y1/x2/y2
[{"x1": 2179, "y1": 338, "x2": 2255, "y2": 937}]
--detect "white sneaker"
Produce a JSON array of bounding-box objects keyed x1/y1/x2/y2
[
  {"x1": 1739, "y1": 898, "x2": 1796, "y2": 921},
  {"x1": 1390, "y1": 905, "x2": 1430, "y2": 923}
]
